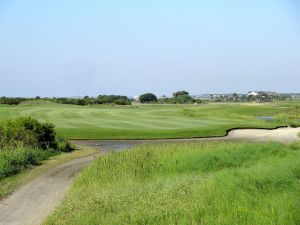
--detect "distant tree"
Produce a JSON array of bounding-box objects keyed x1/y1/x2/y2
[
  {"x1": 173, "y1": 95, "x2": 193, "y2": 103},
  {"x1": 232, "y1": 93, "x2": 239, "y2": 101},
  {"x1": 139, "y1": 93, "x2": 157, "y2": 103},
  {"x1": 35, "y1": 96, "x2": 41, "y2": 99},
  {"x1": 173, "y1": 90, "x2": 189, "y2": 97}
]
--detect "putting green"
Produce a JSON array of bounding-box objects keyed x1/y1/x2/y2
[{"x1": 0, "y1": 103, "x2": 297, "y2": 139}]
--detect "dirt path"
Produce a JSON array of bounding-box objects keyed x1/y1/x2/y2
[
  {"x1": 0, "y1": 155, "x2": 96, "y2": 225},
  {"x1": 0, "y1": 127, "x2": 299, "y2": 225}
]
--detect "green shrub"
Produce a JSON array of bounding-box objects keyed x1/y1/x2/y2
[
  {"x1": 173, "y1": 90, "x2": 189, "y2": 97},
  {"x1": 0, "y1": 117, "x2": 56, "y2": 149},
  {"x1": 55, "y1": 137, "x2": 74, "y2": 152}
]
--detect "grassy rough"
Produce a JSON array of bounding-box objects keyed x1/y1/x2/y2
[
  {"x1": 45, "y1": 142, "x2": 300, "y2": 225},
  {"x1": 0, "y1": 147, "x2": 55, "y2": 179},
  {"x1": 0, "y1": 103, "x2": 299, "y2": 139}
]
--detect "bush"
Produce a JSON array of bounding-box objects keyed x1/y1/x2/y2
[
  {"x1": 0, "y1": 117, "x2": 56, "y2": 149},
  {"x1": 0, "y1": 117, "x2": 74, "y2": 180},
  {"x1": 173, "y1": 90, "x2": 189, "y2": 97},
  {"x1": 55, "y1": 137, "x2": 74, "y2": 152},
  {"x1": 0, "y1": 117, "x2": 74, "y2": 152}
]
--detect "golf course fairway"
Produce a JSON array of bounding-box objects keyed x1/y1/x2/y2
[{"x1": 0, "y1": 102, "x2": 299, "y2": 139}]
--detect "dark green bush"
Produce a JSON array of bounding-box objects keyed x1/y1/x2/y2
[
  {"x1": 139, "y1": 93, "x2": 157, "y2": 103},
  {"x1": 173, "y1": 90, "x2": 189, "y2": 97}
]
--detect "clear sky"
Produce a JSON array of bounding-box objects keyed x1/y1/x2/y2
[{"x1": 0, "y1": 0, "x2": 299, "y2": 97}]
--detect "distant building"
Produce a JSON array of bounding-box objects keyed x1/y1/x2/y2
[
  {"x1": 133, "y1": 96, "x2": 140, "y2": 101},
  {"x1": 192, "y1": 94, "x2": 211, "y2": 100},
  {"x1": 247, "y1": 91, "x2": 276, "y2": 97}
]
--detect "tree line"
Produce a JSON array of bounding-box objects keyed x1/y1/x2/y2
[
  {"x1": 139, "y1": 91, "x2": 202, "y2": 104},
  {"x1": 0, "y1": 91, "x2": 296, "y2": 106},
  {"x1": 0, "y1": 95, "x2": 132, "y2": 106}
]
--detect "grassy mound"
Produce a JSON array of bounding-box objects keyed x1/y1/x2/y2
[{"x1": 45, "y1": 142, "x2": 300, "y2": 225}]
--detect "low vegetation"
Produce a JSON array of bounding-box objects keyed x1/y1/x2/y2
[
  {"x1": 158, "y1": 90, "x2": 201, "y2": 104},
  {"x1": 54, "y1": 95, "x2": 132, "y2": 106},
  {"x1": 45, "y1": 142, "x2": 300, "y2": 225},
  {"x1": 0, "y1": 147, "x2": 54, "y2": 180},
  {"x1": 0, "y1": 146, "x2": 96, "y2": 200},
  {"x1": 0, "y1": 117, "x2": 73, "y2": 180}
]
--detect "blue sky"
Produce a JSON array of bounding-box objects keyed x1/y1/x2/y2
[{"x1": 0, "y1": 0, "x2": 299, "y2": 97}]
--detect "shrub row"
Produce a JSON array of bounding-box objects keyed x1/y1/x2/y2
[{"x1": 0, "y1": 95, "x2": 132, "y2": 106}]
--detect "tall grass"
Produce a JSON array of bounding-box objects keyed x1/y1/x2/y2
[
  {"x1": 0, "y1": 147, "x2": 54, "y2": 179},
  {"x1": 45, "y1": 142, "x2": 300, "y2": 225}
]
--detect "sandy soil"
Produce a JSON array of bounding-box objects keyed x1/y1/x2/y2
[{"x1": 0, "y1": 127, "x2": 299, "y2": 225}]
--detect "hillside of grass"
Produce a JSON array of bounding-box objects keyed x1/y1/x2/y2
[
  {"x1": 45, "y1": 142, "x2": 300, "y2": 225},
  {"x1": 0, "y1": 103, "x2": 299, "y2": 139}
]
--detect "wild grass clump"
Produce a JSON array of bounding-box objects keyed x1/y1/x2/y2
[
  {"x1": 0, "y1": 147, "x2": 54, "y2": 179},
  {"x1": 45, "y1": 142, "x2": 300, "y2": 225}
]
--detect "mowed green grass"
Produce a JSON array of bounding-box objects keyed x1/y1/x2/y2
[
  {"x1": 0, "y1": 103, "x2": 298, "y2": 139},
  {"x1": 44, "y1": 142, "x2": 300, "y2": 225}
]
